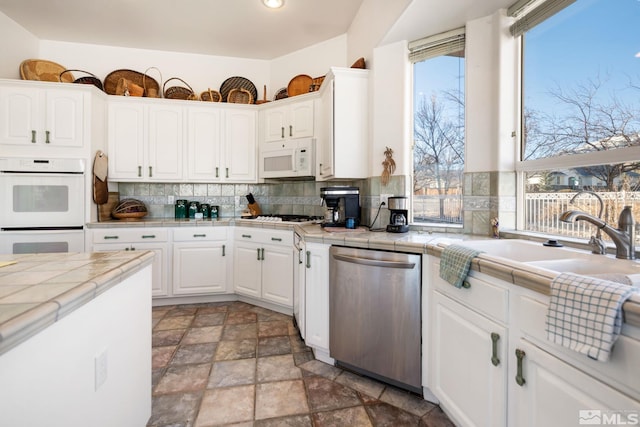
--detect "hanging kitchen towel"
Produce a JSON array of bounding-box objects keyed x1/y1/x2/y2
[
  {"x1": 439, "y1": 244, "x2": 483, "y2": 288},
  {"x1": 546, "y1": 272, "x2": 636, "y2": 362},
  {"x1": 93, "y1": 150, "x2": 109, "y2": 205}
]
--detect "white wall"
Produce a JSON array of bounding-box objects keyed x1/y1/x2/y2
[
  {"x1": 0, "y1": 12, "x2": 39, "y2": 79},
  {"x1": 0, "y1": 266, "x2": 152, "y2": 427}
]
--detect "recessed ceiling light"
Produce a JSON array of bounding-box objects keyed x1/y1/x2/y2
[{"x1": 262, "y1": 0, "x2": 284, "y2": 9}]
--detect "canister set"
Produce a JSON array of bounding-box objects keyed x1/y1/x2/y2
[{"x1": 174, "y1": 200, "x2": 219, "y2": 219}]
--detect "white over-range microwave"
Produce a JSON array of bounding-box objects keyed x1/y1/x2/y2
[{"x1": 259, "y1": 138, "x2": 314, "y2": 179}]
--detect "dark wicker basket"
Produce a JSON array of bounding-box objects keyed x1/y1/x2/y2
[
  {"x1": 163, "y1": 77, "x2": 197, "y2": 100},
  {"x1": 60, "y1": 69, "x2": 104, "y2": 91}
]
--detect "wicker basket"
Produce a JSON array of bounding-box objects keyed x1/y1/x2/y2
[
  {"x1": 164, "y1": 77, "x2": 198, "y2": 100},
  {"x1": 104, "y1": 69, "x2": 159, "y2": 97},
  {"x1": 20, "y1": 59, "x2": 73, "y2": 83},
  {"x1": 227, "y1": 88, "x2": 253, "y2": 104},
  {"x1": 310, "y1": 75, "x2": 325, "y2": 92},
  {"x1": 60, "y1": 69, "x2": 104, "y2": 91},
  {"x1": 200, "y1": 88, "x2": 222, "y2": 102},
  {"x1": 112, "y1": 198, "x2": 147, "y2": 219}
]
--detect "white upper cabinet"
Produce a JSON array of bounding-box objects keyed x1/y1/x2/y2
[
  {"x1": 262, "y1": 97, "x2": 314, "y2": 143},
  {"x1": 316, "y1": 67, "x2": 369, "y2": 180},
  {"x1": 0, "y1": 83, "x2": 84, "y2": 148},
  {"x1": 225, "y1": 108, "x2": 257, "y2": 182},
  {"x1": 108, "y1": 98, "x2": 184, "y2": 181},
  {"x1": 186, "y1": 106, "x2": 223, "y2": 181}
]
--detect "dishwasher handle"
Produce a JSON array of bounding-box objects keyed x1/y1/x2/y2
[{"x1": 332, "y1": 253, "x2": 416, "y2": 269}]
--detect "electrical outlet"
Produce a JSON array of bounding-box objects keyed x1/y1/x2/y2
[
  {"x1": 95, "y1": 349, "x2": 108, "y2": 390},
  {"x1": 167, "y1": 195, "x2": 175, "y2": 204},
  {"x1": 380, "y1": 194, "x2": 393, "y2": 207}
]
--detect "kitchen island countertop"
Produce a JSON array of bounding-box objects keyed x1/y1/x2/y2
[{"x1": 0, "y1": 250, "x2": 154, "y2": 356}]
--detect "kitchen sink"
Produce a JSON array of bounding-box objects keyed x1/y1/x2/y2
[{"x1": 444, "y1": 239, "x2": 593, "y2": 262}]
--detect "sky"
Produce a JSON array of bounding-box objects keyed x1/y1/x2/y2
[{"x1": 413, "y1": 0, "x2": 640, "y2": 118}]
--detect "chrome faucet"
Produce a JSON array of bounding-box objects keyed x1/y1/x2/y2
[
  {"x1": 560, "y1": 205, "x2": 636, "y2": 260},
  {"x1": 569, "y1": 190, "x2": 605, "y2": 254}
]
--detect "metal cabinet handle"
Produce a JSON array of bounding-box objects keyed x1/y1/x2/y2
[
  {"x1": 193, "y1": 234, "x2": 206, "y2": 238},
  {"x1": 319, "y1": 163, "x2": 323, "y2": 175},
  {"x1": 103, "y1": 235, "x2": 119, "y2": 240},
  {"x1": 149, "y1": 166, "x2": 153, "y2": 178},
  {"x1": 141, "y1": 235, "x2": 156, "y2": 239},
  {"x1": 306, "y1": 250, "x2": 311, "y2": 268},
  {"x1": 31, "y1": 130, "x2": 36, "y2": 143},
  {"x1": 257, "y1": 248, "x2": 261, "y2": 261},
  {"x1": 242, "y1": 234, "x2": 252, "y2": 238},
  {"x1": 491, "y1": 333, "x2": 500, "y2": 366},
  {"x1": 215, "y1": 167, "x2": 219, "y2": 178},
  {"x1": 281, "y1": 127, "x2": 284, "y2": 138},
  {"x1": 462, "y1": 280, "x2": 471, "y2": 289},
  {"x1": 125, "y1": 247, "x2": 130, "y2": 251},
  {"x1": 45, "y1": 130, "x2": 50, "y2": 144},
  {"x1": 515, "y1": 349, "x2": 526, "y2": 386},
  {"x1": 225, "y1": 168, "x2": 229, "y2": 178},
  {"x1": 138, "y1": 166, "x2": 142, "y2": 177},
  {"x1": 289, "y1": 125, "x2": 292, "y2": 137},
  {"x1": 222, "y1": 244, "x2": 226, "y2": 257},
  {"x1": 271, "y1": 237, "x2": 282, "y2": 242},
  {"x1": 261, "y1": 248, "x2": 265, "y2": 260},
  {"x1": 298, "y1": 248, "x2": 303, "y2": 264}
]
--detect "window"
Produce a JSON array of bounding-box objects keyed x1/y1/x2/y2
[
  {"x1": 516, "y1": 0, "x2": 640, "y2": 243},
  {"x1": 410, "y1": 28, "x2": 465, "y2": 226}
]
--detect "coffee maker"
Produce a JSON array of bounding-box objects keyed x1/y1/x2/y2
[
  {"x1": 320, "y1": 186, "x2": 360, "y2": 228},
  {"x1": 387, "y1": 196, "x2": 409, "y2": 233}
]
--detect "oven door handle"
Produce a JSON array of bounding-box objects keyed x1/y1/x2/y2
[{"x1": 332, "y1": 254, "x2": 415, "y2": 269}]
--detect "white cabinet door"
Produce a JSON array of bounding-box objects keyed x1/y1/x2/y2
[
  {"x1": 93, "y1": 243, "x2": 169, "y2": 297},
  {"x1": 233, "y1": 242, "x2": 262, "y2": 298},
  {"x1": 0, "y1": 86, "x2": 83, "y2": 148},
  {"x1": 108, "y1": 101, "x2": 145, "y2": 180},
  {"x1": 318, "y1": 79, "x2": 334, "y2": 178},
  {"x1": 263, "y1": 99, "x2": 314, "y2": 142},
  {"x1": 261, "y1": 243, "x2": 294, "y2": 306},
  {"x1": 187, "y1": 106, "x2": 223, "y2": 181},
  {"x1": 294, "y1": 239, "x2": 306, "y2": 339},
  {"x1": 148, "y1": 104, "x2": 184, "y2": 181},
  {"x1": 431, "y1": 291, "x2": 507, "y2": 427},
  {"x1": 225, "y1": 109, "x2": 257, "y2": 182},
  {"x1": 304, "y1": 242, "x2": 330, "y2": 350},
  {"x1": 510, "y1": 338, "x2": 640, "y2": 427},
  {"x1": 173, "y1": 241, "x2": 227, "y2": 295}
]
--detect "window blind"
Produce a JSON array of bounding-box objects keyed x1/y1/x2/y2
[
  {"x1": 509, "y1": 0, "x2": 576, "y2": 37},
  {"x1": 408, "y1": 27, "x2": 465, "y2": 63}
]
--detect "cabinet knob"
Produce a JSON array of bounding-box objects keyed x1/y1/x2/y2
[
  {"x1": 289, "y1": 125, "x2": 292, "y2": 137},
  {"x1": 306, "y1": 250, "x2": 311, "y2": 268},
  {"x1": 216, "y1": 167, "x2": 219, "y2": 178},
  {"x1": 271, "y1": 237, "x2": 282, "y2": 242},
  {"x1": 193, "y1": 234, "x2": 206, "y2": 238},
  {"x1": 281, "y1": 127, "x2": 285, "y2": 139},
  {"x1": 142, "y1": 235, "x2": 156, "y2": 239},
  {"x1": 45, "y1": 130, "x2": 50, "y2": 144},
  {"x1": 103, "y1": 235, "x2": 119, "y2": 240},
  {"x1": 31, "y1": 130, "x2": 36, "y2": 143},
  {"x1": 257, "y1": 248, "x2": 261, "y2": 261},
  {"x1": 149, "y1": 166, "x2": 153, "y2": 178},
  {"x1": 225, "y1": 168, "x2": 229, "y2": 178},
  {"x1": 138, "y1": 166, "x2": 142, "y2": 177},
  {"x1": 222, "y1": 244, "x2": 226, "y2": 257},
  {"x1": 242, "y1": 234, "x2": 252, "y2": 239}
]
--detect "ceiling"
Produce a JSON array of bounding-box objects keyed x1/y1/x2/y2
[
  {"x1": 0, "y1": 0, "x2": 517, "y2": 61},
  {"x1": 0, "y1": 0, "x2": 365, "y2": 60}
]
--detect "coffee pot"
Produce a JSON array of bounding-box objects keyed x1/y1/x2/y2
[
  {"x1": 320, "y1": 186, "x2": 360, "y2": 228},
  {"x1": 386, "y1": 196, "x2": 409, "y2": 233}
]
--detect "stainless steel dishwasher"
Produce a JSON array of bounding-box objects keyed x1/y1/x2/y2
[{"x1": 329, "y1": 246, "x2": 422, "y2": 393}]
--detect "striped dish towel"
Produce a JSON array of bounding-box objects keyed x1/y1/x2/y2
[
  {"x1": 546, "y1": 272, "x2": 636, "y2": 362},
  {"x1": 439, "y1": 244, "x2": 483, "y2": 288}
]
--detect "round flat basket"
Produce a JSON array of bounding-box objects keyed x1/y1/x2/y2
[
  {"x1": 220, "y1": 76, "x2": 257, "y2": 104},
  {"x1": 227, "y1": 88, "x2": 253, "y2": 104},
  {"x1": 104, "y1": 69, "x2": 159, "y2": 96},
  {"x1": 274, "y1": 87, "x2": 288, "y2": 100},
  {"x1": 112, "y1": 198, "x2": 147, "y2": 220},
  {"x1": 200, "y1": 88, "x2": 222, "y2": 102},
  {"x1": 60, "y1": 69, "x2": 104, "y2": 91},
  {"x1": 20, "y1": 59, "x2": 73, "y2": 83},
  {"x1": 287, "y1": 74, "x2": 313, "y2": 97}
]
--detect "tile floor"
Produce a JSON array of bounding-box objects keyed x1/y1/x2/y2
[{"x1": 149, "y1": 301, "x2": 455, "y2": 427}]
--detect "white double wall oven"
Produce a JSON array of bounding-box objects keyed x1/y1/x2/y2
[{"x1": 0, "y1": 157, "x2": 85, "y2": 254}]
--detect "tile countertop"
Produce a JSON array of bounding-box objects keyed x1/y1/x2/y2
[{"x1": 0, "y1": 250, "x2": 155, "y2": 356}]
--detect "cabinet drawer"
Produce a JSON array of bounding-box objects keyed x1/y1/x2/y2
[
  {"x1": 433, "y1": 261, "x2": 509, "y2": 324},
  {"x1": 516, "y1": 293, "x2": 640, "y2": 399},
  {"x1": 173, "y1": 227, "x2": 227, "y2": 242},
  {"x1": 234, "y1": 227, "x2": 292, "y2": 246},
  {"x1": 92, "y1": 228, "x2": 168, "y2": 243}
]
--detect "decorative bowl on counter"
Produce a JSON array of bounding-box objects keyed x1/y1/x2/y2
[{"x1": 112, "y1": 198, "x2": 148, "y2": 220}]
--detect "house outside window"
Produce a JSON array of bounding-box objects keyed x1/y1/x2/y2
[
  {"x1": 410, "y1": 28, "x2": 465, "y2": 226},
  {"x1": 514, "y1": 0, "x2": 640, "y2": 243}
]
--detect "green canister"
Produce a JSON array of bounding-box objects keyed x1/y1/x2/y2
[
  {"x1": 175, "y1": 199, "x2": 187, "y2": 219},
  {"x1": 188, "y1": 201, "x2": 200, "y2": 219},
  {"x1": 199, "y1": 203, "x2": 211, "y2": 218}
]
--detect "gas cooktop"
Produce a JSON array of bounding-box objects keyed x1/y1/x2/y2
[{"x1": 249, "y1": 214, "x2": 323, "y2": 223}]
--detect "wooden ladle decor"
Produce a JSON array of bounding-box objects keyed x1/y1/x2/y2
[{"x1": 381, "y1": 146, "x2": 396, "y2": 186}]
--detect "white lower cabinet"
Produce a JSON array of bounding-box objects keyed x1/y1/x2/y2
[
  {"x1": 303, "y1": 242, "x2": 330, "y2": 357},
  {"x1": 430, "y1": 289, "x2": 507, "y2": 427},
  {"x1": 172, "y1": 227, "x2": 229, "y2": 295},
  {"x1": 233, "y1": 227, "x2": 294, "y2": 308},
  {"x1": 91, "y1": 228, "x2": 169, "y2": 297},
  {"x1": 509, "y1": 338, "x2": 640, "y2": 427}
]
